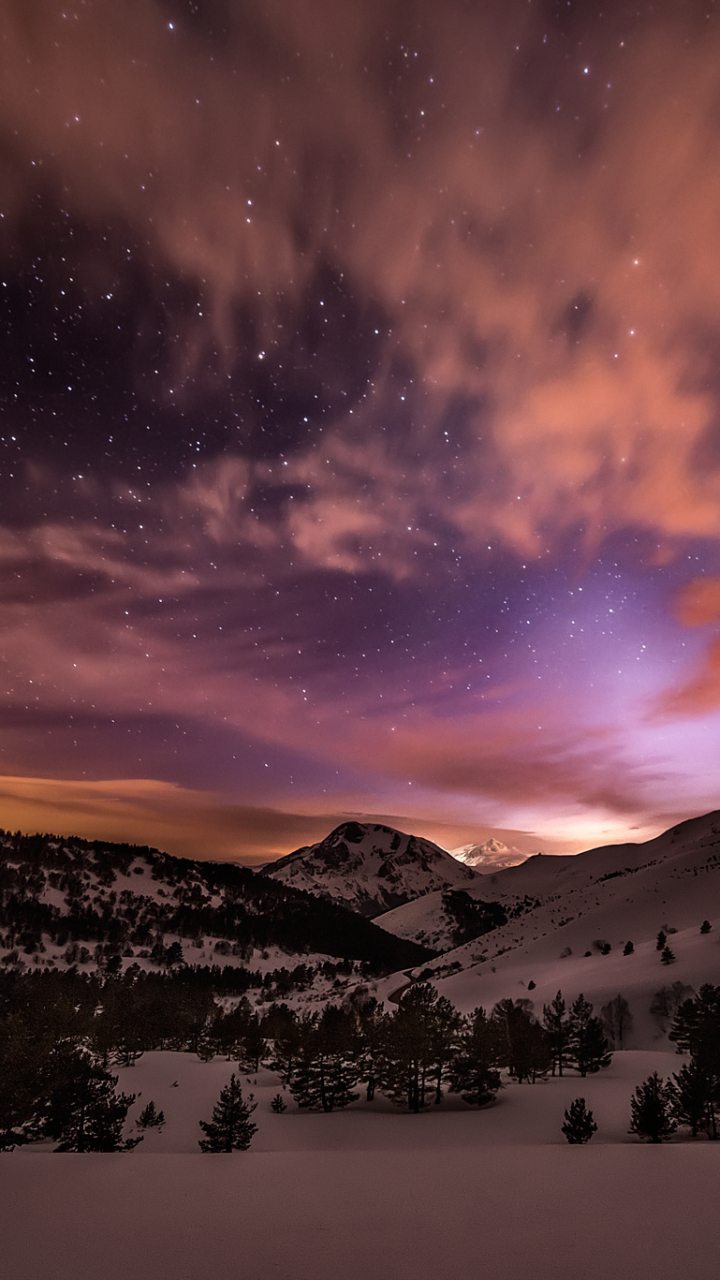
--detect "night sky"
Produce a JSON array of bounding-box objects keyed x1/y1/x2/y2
[{"x1": 2, "y1": 0, "x2": 720, "y2": 864}]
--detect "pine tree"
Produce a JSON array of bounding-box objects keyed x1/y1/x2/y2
[
  {"x1": 623, "y1": 940, "x2": 634, "y2": 955},
  {"x1": 270, "y1": 1093, "x2": 287, "y2": 1114},
  {"x1": 377, "y1": 983, "x2": 442, "y2": 1112},
  {"x1": 542, "y1": 990, "x2": 571, "y2": 1076},
  {"x1": 137, "y1": 1100, "x2": 165, "y2": 1128},
  {"x1": 286, "y1": 1006, "x2": 360, "y2": 1113},
  {"x1": 237, "y1": 1015, "x2": 266, "y2": 1073},
  {"x1": 568, "y1": 994, "x2": 612, "y2": 1077},
  {"x1": 671, "y1": 1061, "x2": 713, "y2": 1139},
  {"x1": 661, "y1": 946, "x2": 676, "y2": 965},
  {"x1": 448, "y1": 1008, "x2": 502, "y2": 1106},
  {"x1": 656, "y1": 930, "x2": 667, "y2": 951},
  {"x1": 429, "y1": 995, "x2": 463, "y2": 1103},
  {"x1": 491, "y1": 998, "x2": 546, "y2": 1083},
  {"x1": 700, "y1": 920, "x2": 712, "y2": 934},
  {"x1": 669, "y1": 984, "x2": 720, "y2": 1139},
  {"x1": 198, "y1": 1074, "x2": 257, "y2": 1151},
  {"x1": 561, "y1": 1097, "x2": 597, "y2": 1144},
  {"x1": 629, "y1": 1072, "x2": 676, "y2": 1143},
  {"x1": 40, "y1": 1042, "x2": 141, "y2": 1152},
  {"x1": 355, "y1": 997, "x2": 386, "y2": 1102}
]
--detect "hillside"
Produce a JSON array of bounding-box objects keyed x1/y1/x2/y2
[
  {"x1": 372, "y1": 810, "x2": 720, "y2": 1048},
  {"x1": 264, "y1": 821, "x2": 478, "y2": 916},
  {"x1": 0, "y1": 830, "x2": 432, "y2": 981}
]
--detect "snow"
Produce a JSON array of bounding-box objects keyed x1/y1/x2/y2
[
  {"x1": 5, "y1": 814, "x2": 720, "y2": 1276},
  {"x1": 3, "y1": 1049, "x2": 720, "y2": 1280},
  {"x1": 265, "y1": 820, "x2": 478, "y2": 915}
]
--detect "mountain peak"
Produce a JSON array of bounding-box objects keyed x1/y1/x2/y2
[{"x1": 264, "y1": 821, "x2": 478, "y2": 916}]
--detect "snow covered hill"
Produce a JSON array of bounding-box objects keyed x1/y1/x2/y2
[
  {"x1": 0, "y1": 830, "x2": 430, "y2": 979},
  {"x1": 372, "y1": 810, "x2": 720, "y2": 1047},
  {"x1": 263, "y1": 821, "x2": 479, "y2": 916}
]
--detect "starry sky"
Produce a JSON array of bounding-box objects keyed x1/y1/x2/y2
[{"x1": 2, "y1": 0, "x2": 720, "y2": 865}]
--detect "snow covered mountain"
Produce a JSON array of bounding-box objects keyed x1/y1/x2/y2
[
  {"x1": 0, "y1": 830, "x2": 431, "y2": 978},
  {"x1": 449, "y1": 838, "x2": 526, "y2": 870},
  {"x1": 263, "y1": 820, "x2": 479, "y2": 916},
  {"x1": 377, "y1": 812, "x2": 720, "y2": 951},
  {"x1": 373, "y1": 809, "x2": 720, "y2": 1048}
]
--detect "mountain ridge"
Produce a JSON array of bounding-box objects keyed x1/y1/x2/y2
[{"x1": 263, "y1": 820, "x2": 479, "y2": 916}]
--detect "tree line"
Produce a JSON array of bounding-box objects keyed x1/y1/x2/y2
[{"x1": 0, "y1": 972, "x2": 615, "y2": 1147}]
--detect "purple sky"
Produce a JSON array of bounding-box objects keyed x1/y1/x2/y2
[{"x1": 2, "y1": 0, "x2": 720, "y2": 863}]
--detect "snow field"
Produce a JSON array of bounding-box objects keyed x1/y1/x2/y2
[{"x1": 4, "y1": 1141, "x2": 720, "y2": 1279}]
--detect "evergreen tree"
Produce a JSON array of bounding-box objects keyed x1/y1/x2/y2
[
  {"x1": 568, "y1": 994, "x2": 612, "y2": 1077},
  {"x1": 542, "y1": 990, "x2": 571, "y2": 1076},
  {"x1": 286, "y1": 1006, "x2": 360, "y2": 1113},
  {"x1": 491, "y1": 998, "x2": 546, "y2": 1083},
  {"x1": 270, "y1": 1093, "x2": 286, "y2": 1113},
  {"x1": 600, "y1": 994, "x2": 633, "y2": 1049},
  {"x1": 377, "y1": 983, "x2": 442, "y2": 1112},
  {"x1": 669, "y1": 984, "x2": 720, "y2": 1139},
  {"x1": 448, "y1": 1008, "x2": 502, "y2": 1106},
  {"x1": 40, "y1": 1041, "x2": 141, "y2": 1152},
  {"x1": 198, "y1": 1074, "x2": 257, "y2": 1151},
  {"x1": 661, "y1": 946, "x2": 676, "y2": 966},
  {"x1": 623, "y1": 941, "x2": 634, "y2": 955},
  {"x1": 561, "y1": 1097, "x2": 597, "y2": 1144},
  {"x1": 266, "y1": 1005, "x2": 303, "y2": 1081},
  {"x1": 629, "y1": 1072, "x2": 676, "y2": 1143},
  {"x1": 671, "y1": 1061, "x2": 713, "y2": 1139},
  {"x1": 355, "y1": 997, "x2": 386, "y2": 1102},
  {"x1": 137, "y1": 1100, "x2": 165, "y2": 1128},
  {"x1": 236, "y1": 1014, "x2": 266, "y2": 1073},
  {"x1": 429, "y1": 995, "x2": 463, "y2": 1103},
  {"x1": 656, "y1": 930, "x2": 666, "y2": 951},
  {"x1": 700, "y1": 920, "x2": 712, "y2": 934}
]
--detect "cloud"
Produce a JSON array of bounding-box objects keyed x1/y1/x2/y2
[
  {"x1": 0, "y1": 774, "x2": 372, "y2": 863},
  {"x1": 657, "y1": 576, "x2": 720, "y2": 714},
  {"x1": 3, "y1": 2, "x2": 720, "y2": 563}
]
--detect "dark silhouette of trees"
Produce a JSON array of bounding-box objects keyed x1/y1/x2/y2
[
  {"x1": 448, "y1": 1007, "x2": 502, "y2": 1106},
  {"x1": 700, "y1": 920, "x2": 712, "y2": 934},
  {"x1": 669, "y1": 984, "x2": 720, "y2": 1139},
  {"x1": 623, "y1": 941, "x2": 634, "y2": 955},
  {"x1": 562, "y1": 1097, "x2": 597, "y2": 1144},
  {"x1": 671, "y1": 1061, "x2": 714, "y2": 1139},
  {"x1": 39, "y1": 1042, "x2": 140, "y2": 1152},
  {"x1": 567, "y1": 994, "x2": 612, "y2": 1077},
  {"x1": 543, "y1": 990, "x2": 571, "y2": 1076},
  {"x1": 661, "y1": 946, "x2": 676, "y2": 966},
  {"x1": 199, "y1": 1074, "x2": 257, "y2": 1151},
  {"x1": 629, "y1": 1072, "x2": 676, "y2": 1143},
  {"x1": 492, "y1": 999, "x2": 550, "y2": 1083},
  {"x1": 137, "y1": 1100, "x2": 164, "y2": 1128},
  {"x1": 377, "y1": 983, "x2": 445, "y2": 1112},
  {"x1": 285, "y1": 1007, "x2": 360, "y2": 1112}
]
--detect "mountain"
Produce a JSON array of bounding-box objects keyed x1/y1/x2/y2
[
  {"x1": 373, "y1": 809, "x2": 720, "y2": 1048},
  {"x1": 449, "y1": 838, "x2": 526, "y2": 870},
  {"x1": 263, "y1": 820, "x2": 479, "y2": 916},
  {"x1": 0, "y1": 829, "x2": 432, "y2": 982}
]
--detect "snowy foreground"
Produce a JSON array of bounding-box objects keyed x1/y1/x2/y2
[{"x1": 3, "y1": 1049, "x2": 720, "y2": 1280}]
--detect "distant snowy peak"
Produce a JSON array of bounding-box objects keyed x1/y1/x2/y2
[
  {"x1": 449, "y1": 837, "x2": 526, "y2": 871},
  {"x1": 264, "y1": 820, "x2": 478, "y2": 916}
]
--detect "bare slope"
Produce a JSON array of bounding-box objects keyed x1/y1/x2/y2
[{"x1": 264, "y1": 820, "x2": 478, "y2": 916}]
